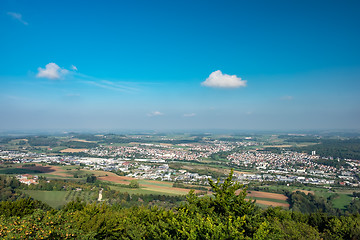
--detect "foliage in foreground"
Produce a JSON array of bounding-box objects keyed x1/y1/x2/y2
[{"x1": 1, "y1": 170, "x2": 360, "y2": 239}]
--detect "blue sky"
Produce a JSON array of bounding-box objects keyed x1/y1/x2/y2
[{"x1": 1, "y1": 0, "x2": 359, "y2": 131}]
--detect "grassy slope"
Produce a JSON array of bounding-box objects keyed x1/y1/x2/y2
[
  {"x1": 332, "y1": 194, "x2": 353, "y2": 209},
  {"x1": 21, "y1": 190, "x2": 68, "y2": 209},
  {"x1": 21, "y1": 190, "x2": 97, "y2": 209}
]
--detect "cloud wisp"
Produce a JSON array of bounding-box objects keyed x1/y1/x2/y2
[
  {"x1": 183, "y1": 113, "x2": 196, "y2": 117},
  {"x1": 82, "y1": 80, "x2": 139, "y2": 93},
  {"x1": 281, "y1": 95, "x2": 294, "y2": 101},
  {"x1": 78, "y1": 74, "x2": 140, "y2": 93},
  {"x1": 202, "y1": 70, "x2": 247, "y2": 88},
  {"x1": 7, "y1": 12, "x2": 28, "y2": 25},
  {"x1": 148, "y1": 111, "x2": 164, "y2": 117},
  {"x1": 36, "y1": 63, "x2": 69, "y2": 80},
  {"x1": 35, "y1": 63, "x2": 140, "y2": 93}
]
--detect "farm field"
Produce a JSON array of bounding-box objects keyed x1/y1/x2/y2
[
  {"x1": 247, "y1": 191, "x2": 288, "y2": 200},
  {"x1": 106, "y1": 179, "x2": 197, "y2": 196},
  {"x1": 140, "y1": 182, "x2": 194, "y2": 195},
  {"x1": 60, "y1": 148, "x2": 88, "y2": 153},
  {"x1": 97, "y1": 174, "x2": 132, "y2": 184},
  {"x1": 246, "y1": 190, "x2": 289, "y2": 208},
  {"x1": 0, "y1": 164, "x2": 127, "y2": 180},
  {"x1": 21, "y1": 165, "x2": 73, "y2": 177},
  {"x1": 251, "y1": 199, "x2": 289, "y2": 208}
]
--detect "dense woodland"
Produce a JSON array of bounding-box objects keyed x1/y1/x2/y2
[
  {"x1": 291, "y1": 138, "x2": 360, "y2": 160},
  {"x1": 0, "y1": 171, "x2": 360, "y2": 239}
]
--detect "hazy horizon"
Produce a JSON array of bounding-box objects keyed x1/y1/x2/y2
[
  {"x1": 1, "y1": 128, "x2": 360, "y2": 137},
  {"x1": 1, "y1": 0, "x2": 359, "y2": 131}
]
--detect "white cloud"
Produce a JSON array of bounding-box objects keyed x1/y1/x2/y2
[
  {"x1": 183, "y1": 113, "x2": 196, "y2": 117},
  {"x1": 201, "y1": 70, "x2": 247, "y2": 88},
  {"x1": 71, "y1": 65, "x2": 78, "y2": 71},
  {"x1": 7, "y1": 12, "x2": 28, "y2": 25},
  {"x1": 281, "y1": 95, "x2": 293, "y2": 101},
  {"x1": 148, "y1": 111, "x2": 164, "y2": 117},
  {"x1": 36, "y1": 63, "x2": 69, "y2": 79}
]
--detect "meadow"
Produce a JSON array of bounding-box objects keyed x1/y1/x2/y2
[{"x1": 21, "y1": 190, "x2": 97, "y2": 209}]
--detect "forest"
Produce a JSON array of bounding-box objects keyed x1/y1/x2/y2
[{"x1": 291, "y1": 139, "x2": 360, "y2": 160}]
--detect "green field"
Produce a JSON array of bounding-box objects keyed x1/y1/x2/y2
[
  {"x1": 108, "y1": 185, "x2": 181, "y2": 196},
  {"x1": 21, "y1": 190, "x2": 97, "y2": 209},
  {"x1": 332, "y1": 194, "x2": 353, "y2": 209},
  {"x1": 247, "y1": 196, "x2": 289, "y2": 204},
  {"x1": 138, "y1": 180, "x2": 173, "y2": 187}
]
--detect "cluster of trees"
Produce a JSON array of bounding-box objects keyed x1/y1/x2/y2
[
  {"x1": 279, "y1": 135, "x2": 320, "y2": 143},
  {"x1": 210, "y1": 151, "x2": 233, "y2": 161},
  {"x1": 0, "y1": 137, "x2": 14, "y2": 144},
  {"x1": 291, "y1": 138, "x2": 360, "y2": 160},
  {"x1": 27, "y1": 136, "x2": 59, "y2": 147},
  {"x1": 1, "y1": 170, "x2": 360, "y2": 239},
  {"x1": 86, "y1": 175, "x2": 97, "y2": 183},
  {"x1": 172, "y1": 182, "x2": 208, "y2": 191},
  {"x1": 0, "y1": 176, "x2": 26, "y2": 201},
  {"x1": 103, "y1": 180, "x2": 140, "y2": 190},
  {"x1": 60, "y1": 141, "x2": 99, "y2": 149},
  {"x1": 0, "y1": 167, "x2": 42, "y2": 175},
  {"x1": 353, "y1": 192, "x2": 360, "y2": 198},
  {"x1": 313, "y1": 158, "x2": 350, "y2": 169},
  {"x1": 103, "y1": 190, "x2": 186, "y2": 208},
  {"x1": 288, "y1": 191, "x2": 340, "y2": 216},
  {"x1": 20, "y1": 178, "x2": 98, "y2": 192}
]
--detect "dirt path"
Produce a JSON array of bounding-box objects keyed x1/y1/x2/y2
[{"x1": 98, "y1": 188, "x2": 103, "y2": 201}]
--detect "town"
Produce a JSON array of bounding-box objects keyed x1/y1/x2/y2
[{"x1": 1, "y1": 136, "x2": 359, "y2": 188}]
